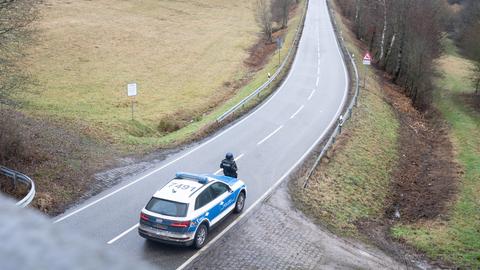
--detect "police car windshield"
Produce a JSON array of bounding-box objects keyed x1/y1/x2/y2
[{"x1": 146, "y1": 198, "x2": 188, "y2": 217}]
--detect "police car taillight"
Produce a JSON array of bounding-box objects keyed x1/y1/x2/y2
[
  {"x1": 170, "y1": 221, "x2": 191, "y2": 228},
  {"x1": 140, "y1": 213, "x2": 149, "y2": 221}
]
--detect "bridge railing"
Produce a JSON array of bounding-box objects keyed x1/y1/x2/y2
[
  {"x1": 0, "y1": 166, "x2": 36, "y2": 207},
  {"x1": 303, "y1": 0, "x2": 360, "y2": 187}
]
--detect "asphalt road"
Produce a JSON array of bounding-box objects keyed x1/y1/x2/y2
[{"x1": 53, "y1": 0, "x2": 348, "y2": 268}]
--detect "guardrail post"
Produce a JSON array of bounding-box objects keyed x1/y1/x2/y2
[
  {"x1": 302, "y1": 0, "x2": 361, "y2": 189},
  {"x1": 1, "y1": 166, "x2": 36, "y2": 207},
  {"x1": 338, "y1": 115, "x2": 344, "y2": 134},
  {"x1": 12, "y1": 173, "x2": 17, "y2": 190}
]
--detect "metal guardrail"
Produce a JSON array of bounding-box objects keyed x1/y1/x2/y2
[
  {"x1": 0, "y1": 166, "x2": 36, "y2": 207},
  {"x1": 216, "y1": 0, "x2": 309, "y2": 122},
  {"x1": 303, "y1": 0, "x2": 360, "y2": 188}
]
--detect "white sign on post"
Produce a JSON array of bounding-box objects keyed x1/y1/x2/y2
[
  {"x1": 362, "y1": 52, "x2": 372, "y2": 65},
  {"x1": 127, "y1": 83, "x2": 137, "y2": 120},
  {"x1": 127, "y1": 83, "x2": 137, "y2": 97}
]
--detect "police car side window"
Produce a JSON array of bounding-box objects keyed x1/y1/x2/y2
[
  {"x1": 195, "y1": 188, "x2": 213, "y2": 210},
  {"x1": 209, "y1": 182, "x2": 229, "y2": 199}
]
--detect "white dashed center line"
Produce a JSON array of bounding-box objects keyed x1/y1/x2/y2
[
  {"x1": 257, "y1": 126, "x2": 283, "y2": 146},
  {"x1": 290, "y1": 105, "x2": 305, "y2": 119},
  {"x1": 315, "y1": 77, "x2": 320, "y2": 87},
  {"x1": 308, "y1": 89, "x2": 316, "y2": 100},
  {"x1": 107, "y1": 223, "x2": 139, "y2": 244}
]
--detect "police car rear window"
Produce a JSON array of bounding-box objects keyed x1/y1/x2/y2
[{"x1": 146, "y1": 198, "x2": 188, "y2": 217}]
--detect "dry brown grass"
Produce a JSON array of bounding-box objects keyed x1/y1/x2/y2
[
  {"x1": 20, "y1": 0, "x2": 258, "y2": 142},
  {"x1": 438, "y1": 55, "x2": 473, "y2": 81}
]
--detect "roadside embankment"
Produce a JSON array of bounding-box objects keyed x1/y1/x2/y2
[
  {"x1": 391, "y1": 51, "x2": 480, "y2": 269},
  {"x1": 291, "y1": 1, "x2": 478, "y2": 268}
]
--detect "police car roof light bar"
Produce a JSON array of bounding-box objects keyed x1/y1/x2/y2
[{"x1": 175, "y1": 172, "x2": 209, "y2": 184}]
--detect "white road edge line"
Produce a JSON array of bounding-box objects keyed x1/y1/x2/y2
[
  {"x1": 53, "y1": 37, "x2": 302, "y2": 224},
  {"x1": 107, "y1": 223, "x2": 139, "y2": 245},
  {"x1": 289, "y1": 105, "x2": 305, "y2": 119},
  {"x1": 315, "y1": 77, "x2": 319, "y2": 87},
  {"x1": 308, "y1": 89, "x2": 316, "y2": 100},
  {"x1": 256, "y1": 126, "x2": 283, "y2": 146},
  {"x1": 109, "y1": 153, "x2": 247, "y2": 244},
  {"x1": 234, "y1": 153, "x2": 245, "y2": 161},
  {"x1": 177, "y1": 1, "x2": 349, "y2": 267}
]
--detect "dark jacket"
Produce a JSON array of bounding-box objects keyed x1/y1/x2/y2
[{"x1": 220, "y1": 158, "x2": 238, "y2": 178}]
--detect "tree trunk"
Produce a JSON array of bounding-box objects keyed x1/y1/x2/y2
[
  {"x1": 379, "y1": 0, "x2": 387, "y2": 60},
  {"x1": 384, "y1": 33, "x2": 396, "y2": 67}
]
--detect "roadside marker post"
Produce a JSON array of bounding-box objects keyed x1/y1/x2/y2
[
  {"x1": 276, "y1": 37, "x2": 283, "y2": 68},
  {"x1": 362, "y1": 52, "x2": 371, "y2": 88},
  {"x1": 127, "y1": 83, "x2": 137, "y2": 120}
]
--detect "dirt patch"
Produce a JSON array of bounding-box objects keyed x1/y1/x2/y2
[
  {"x1": 378, "y1": 73, "x2": 460, "y2": 222},
  {"x1": 0, "y1": 174, "x2": 29, "y2": 201},
  {"x1": 244, "y1": 29, "x2": 286, "y2": 69},
  {"x1": 458, "y1": 92, "x2": 480, "y2": 114},
  {"x1": 0, "y1": 109, "x2": 121, "y2": 215},
  {"x1": 354, "y1": 71, "x2": 460, "y2": 269}
]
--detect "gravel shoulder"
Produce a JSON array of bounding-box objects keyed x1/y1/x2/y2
[{"x1": 185, "y1": 182, "x2": 406, "y2": 270}]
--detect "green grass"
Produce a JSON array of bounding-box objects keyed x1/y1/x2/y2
[
  {"x1": 290, "y1": 3, "x2": 399, "y2": 236},
  {"x1": 18, "y1": 0, "x2": 305, "y2": 151},
  {"x1": 392, "y1": 53, "x2": 480, "y2": 268},
  {"x1": 441, "y1": 36, "x2": 460, "y2": 57}
]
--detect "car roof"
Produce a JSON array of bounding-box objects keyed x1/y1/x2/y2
[
  {"x1": 153, "y1": 172, "x2": 215, "y2": 203},
  {"x1": 152, "y1": 173, "x2": 241, "y2": 204},
  {"x1": 153, "y1": 178, "x2": 204, "y2": 203},
  {"x1": 204, "y1": 174, "x2": 239, "y2": 186}
]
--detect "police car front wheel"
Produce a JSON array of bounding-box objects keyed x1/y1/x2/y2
[
  {"x1": 234, "y1": 192, "x2": 245, "y2": 213},
  {"x1": 193, "y1": 224, "x2": 208, "y2": 249}
]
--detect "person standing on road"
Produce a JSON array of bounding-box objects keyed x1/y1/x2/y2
[{"x1": 220, "y1": 152, "x2": 238, "y2": 178}]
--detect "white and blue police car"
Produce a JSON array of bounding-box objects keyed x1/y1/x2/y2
[{"x1": 138, "y1": 172, "x2": 247, "y2": 249}]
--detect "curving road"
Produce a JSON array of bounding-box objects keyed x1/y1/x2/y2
[{"x1": 53, "y1": 0, "x2": 348, "y2": 268}]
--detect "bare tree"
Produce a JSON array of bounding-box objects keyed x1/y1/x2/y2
[
  {"x1": 271, "y1": 0, "x2": 292, "y2": 29},
  {"x1": 457, "y1": 0, "x2": 480, "y2": 95},
  {"x1": 0, "y1": 0, "x2": 40, "y2": 105},
  {"x1": 255, "y1": 0, "x2": 273, "y2": 42},
  {"x1": 335, "y1": 0, "x2": 445, "y2": 110}
]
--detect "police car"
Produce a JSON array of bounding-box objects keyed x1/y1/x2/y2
[{"x1": 138, "y1": 172, "x2": 247, "y2": 249}]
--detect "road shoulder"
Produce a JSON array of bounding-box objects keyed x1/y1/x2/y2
[{"x1": 185, "y1": 182, "x2": 405, "y2": 270}]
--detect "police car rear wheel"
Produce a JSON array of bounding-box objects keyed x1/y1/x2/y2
[
  {"x1": 193, "y1": 224, "x2": 208, "y2": 249},
  {"x1": 234, "y1": 192, "x2": 245, "y2": 213}
]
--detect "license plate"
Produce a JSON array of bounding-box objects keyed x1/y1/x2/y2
[
  {"x1": 156, "y1": 218, "x2": 163, "y2": 223},
  {"x1": 155, "y1": 224, "x2": 167, "y2": 230}
]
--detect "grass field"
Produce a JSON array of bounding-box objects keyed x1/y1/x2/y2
[
  {"x1": 3, "y1": 0, "x2": 305, "y2": 214},
  {"x1": 290, "y1": 3, "x2": 399, "y2": 236},
  {"x1": 18, "y1": 0, "x2": 305, "y2": 149},
  {"x1": 391, "y1": 51, "x2": 480, "y2": 268},
  {"x1": 20, "y1": 0, "x2": 261, "y2": 147}
]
